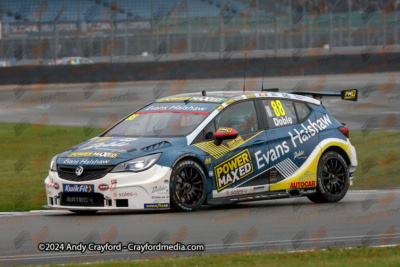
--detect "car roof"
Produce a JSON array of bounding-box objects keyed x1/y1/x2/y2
[{"x1": 156, "y1": 91, "x2": 321, "y2": 105}]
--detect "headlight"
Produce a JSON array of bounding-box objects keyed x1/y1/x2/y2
[
  {"x1": 111, "y1": 153, "x2": 162, "y2": 173},
  {"x1": 50, "y1": 155, "x2": 59, "y2": 172}
]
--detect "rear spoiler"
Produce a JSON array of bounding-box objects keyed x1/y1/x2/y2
[{"x1": 287, "y1": 89, "x2": 358, "y2": 102}]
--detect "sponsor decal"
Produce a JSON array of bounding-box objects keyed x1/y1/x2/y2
[
  {"x1": 98, "y1": 184, "x2": 109, "y2": 191},
  {"x1": 151, "y1": 185, "x2": 168, "y2": 195},
  {"x1": 226, "y1": 188, "x2": 248, "y2": 196},
  {"x1": 224, "y1": 96, "x2": 243, "y2": 105},
  {"x1": 68, "y1": 151, "x2": 120, "y2": 158},
  {"x1": 194, "y1": 131, "x2": 263, "y2": 159},
  {"x1": 152, "y1": 195, "x2": 168, "y2": 199},
  {"x1": 205, "y1": 158, "x2": 212, "y2": 164},
  {"x1": 189, "y1": 96, "x2": 227, "y2": 102},
  {"x1": 255, "y1": 141, "x2": 290, "y2": 168},
  {"x1": 214, "y1": 149, "x2": 254, "y2": 191},
  {"x1": 53, "y1": 182, "x2": 59, "y2": 190},
  {"x1": 269, "y1": 170, "x2": 278, "y2": 182},
  {"x1": 343, "y1": 89, "x2": 357, "y2": 100},
  {"x1": 294, "y1": 150, "x2": 307, "y2": 160},
  {"x1": 209, "y1": 171, "x2": 214, "y2": 177},
  {"x1": 118, "y1": 192, "x2": 137, "y2": 197},
  {"x1": 282, "y1": 93, "x2": 290, "y2": 98},
  {"x1": 95, "y1": 137, "x2": 113, "y2": 143},
  {"x1": 144, "y1": 203, "x2": 170, "y2": 209},
  {"x1": 125, "y1": 114, "x2": 139, "y2": 121},
  {"x1": 289, "y1": 114, "x2": 332, "y2": 148},
  {"x1": 299, "y1": 171, "x2": 316, "y2": 181},
  {"x1": 227, "y1": 136, "x2": 245, "y2": 150},
  {"x1": 157, "y1": 96, "x2": 191, "y2": 102},
  {"x1": 259, "y1": 93, "x2": 268, "y2": 97},
  {"x1": 265, "y1": 106, "x2": 273, "y2": 117},
  {"x1": 217, "y1": 104, "x2": 224, "y2": 112},
  {"x1": 63, "y1": 184, "x2": 94, "y2": 193},
  {"x1": 118, "y1": 138, "x2": 137, "y2": 142},
  {"x1": 46, "y1": 190, "x2": 53, "y2": 196},
  {"x1": 141, "y1": 104, "x2": 209, "y2": 113},
  {"x1": 82, "y1": 141, "x2": 130, "y2": 151},
  {"x1": 290, "y1": 181, "x2": 316, "y2": 188},
  {"x1": 216, "y1": 127, "x2": 233, "y2": 133},
  {"x1": 110, "y1": 179, "x2": 117, "y2": 191},
  {"x1": 62, "y1": 158, "x2": 111, "y2": 165},
  {"x1": 245, "y1": 94, "x2": 256, "y2": 98},
  {"x1": 253, "y1": 186, "x2": 264, "y2": 190},
  {"x1": 112, "y1": 192, "x2": 138, "y2": 197}
]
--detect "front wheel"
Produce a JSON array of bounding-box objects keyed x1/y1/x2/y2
[
  {"x1": 308, "y1": 151, "x2": 349, "y2": 203},
  {"x1": 170, "y1": 160, "x2": 207, "y2": 212}
]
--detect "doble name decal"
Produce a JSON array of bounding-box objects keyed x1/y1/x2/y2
[{"x1": 214, "y1": 149, "x2": 254, "y2": 192}]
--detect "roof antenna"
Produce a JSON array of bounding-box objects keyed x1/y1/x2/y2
[
  {"x1": 261, "y1": 54, "x2": 266, "y2": 91},
  {"x1": 202, "y1": 90, "x2": 206, "y2": 96},
  {"x1": 243, "y1": 53, "x2": 246, "y2": 93}
]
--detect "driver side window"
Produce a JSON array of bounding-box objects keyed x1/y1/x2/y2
[
  {"x1": 215, "y1": 101, "x2": 259, "y2": 135},
  {"x1": 193, "y1": 100, "x2": 259, "y2": 144}
]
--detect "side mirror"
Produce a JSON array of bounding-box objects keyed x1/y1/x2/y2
[{"x1": 214, "y1": 127, "x2": 238, "y2": 146}]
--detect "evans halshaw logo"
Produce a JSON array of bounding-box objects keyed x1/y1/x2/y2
[
  {"x1": 214, "y1": 149, "x2": 254, "y2": 192},
  {"x1": 63, "y1": 184, "x2": 94, "y2": 193},
  {"x1": 144, "y1": 203, "x2": 169, "y2": 209}
]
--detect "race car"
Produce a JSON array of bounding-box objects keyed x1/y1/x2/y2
[{"x1": 44, "y1": 89, "x2": 358, "y2": 212}]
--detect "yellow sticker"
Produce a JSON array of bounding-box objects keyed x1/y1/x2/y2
[{"x1": 126, "y1": 114, "x2": 139, "y2": 121}]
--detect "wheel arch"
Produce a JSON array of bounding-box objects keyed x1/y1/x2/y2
[
  {"x1": 322, "y1": 145, "x2": 351, "y2": 167},
  {"x1": 172, "y1": 154, "x2": 209, "y2": 179}
]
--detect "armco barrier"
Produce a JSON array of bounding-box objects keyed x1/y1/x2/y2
[{"x1": 1, "y1": 52, "x2": 400, "y2": 85}]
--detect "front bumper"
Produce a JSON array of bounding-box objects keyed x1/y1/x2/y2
[{"x1": 44, "y1": 164, "x2": 172, "y2": 210}]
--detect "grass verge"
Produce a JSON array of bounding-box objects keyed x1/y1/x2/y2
[{"x1": 0, "y1": 122, "x2": 399, "y2": 212}]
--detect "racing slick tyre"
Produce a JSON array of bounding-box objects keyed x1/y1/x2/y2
[
  {"x1": 307, "y1": 151, "x2": 349, "y2": 203},
  {"x1": 70, "y1": 210, "x2": 98, "y2": 215},
  {"x1": 170, "y1": 160, "x2": 207, "y2": 212}
]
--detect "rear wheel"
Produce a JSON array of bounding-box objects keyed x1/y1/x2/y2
[
  {"x1": 170, "y1": 160, "x2": 207, "y2": 212},
  {"x1": 308, "y1": 151, "x2": 349, "y2": 203}
]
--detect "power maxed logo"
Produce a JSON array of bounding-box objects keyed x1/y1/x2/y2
[{"x1": 214, "y1": 149, "x2": 254, "y2": 192}]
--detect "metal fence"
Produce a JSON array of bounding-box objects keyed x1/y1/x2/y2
[{"x1": 0, "y1": 0, "x2": 399, "y2": 65}]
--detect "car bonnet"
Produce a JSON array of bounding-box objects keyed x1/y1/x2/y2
[{"x1": 57, "y1": 136, "x2": 187, "y2": 166}]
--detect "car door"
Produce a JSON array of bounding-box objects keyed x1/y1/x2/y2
[
  {"x1": 192, "y1": 99, "x2": 268, "y2": 197},
  {"x1": 255, "y1": 98, "x2": 299, "y2": 186},
  {"x1": 257, "y1": 98, "x2": 316, "y2": 190}
]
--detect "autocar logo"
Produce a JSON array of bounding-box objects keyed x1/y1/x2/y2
[{"x1": 75, "y1": 166, "x2": 84, "y2": 176}]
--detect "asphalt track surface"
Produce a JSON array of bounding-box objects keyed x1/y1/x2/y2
[
  {"x1": 0, "y1": 72, "x2": 399, "y2": 132},
  {"x1": 0, "y1": 74, "x2": 399, "y2": 265},
  {"x1": 0, "y1": 189, "x2": 399, "y2": 265}
]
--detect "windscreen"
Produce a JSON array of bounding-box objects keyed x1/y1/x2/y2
[{"x1": 104, "y1": 102, "x2": 218, "y2": 137}]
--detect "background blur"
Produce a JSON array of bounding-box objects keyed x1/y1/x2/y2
[{"x1": 1, "y1": 0, "x2": 400, "y2": 66}]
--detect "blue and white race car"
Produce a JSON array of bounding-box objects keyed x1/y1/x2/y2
[{"x1": 44, "y1": 89, "x2": 358, "y2": 212}]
